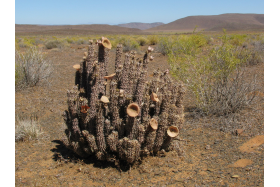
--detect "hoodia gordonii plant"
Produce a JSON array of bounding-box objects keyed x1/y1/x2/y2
[{"x1": 62, "y1": 37, "x2": 186, "y2": 165}]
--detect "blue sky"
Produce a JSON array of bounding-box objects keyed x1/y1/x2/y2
[{"x1": 15, "y1": 0, "x2": 264, "y2": 25}]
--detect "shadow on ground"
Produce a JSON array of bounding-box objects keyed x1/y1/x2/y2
[{"x1": 51, "y1": 140, "x2": 133, "y2": 172}]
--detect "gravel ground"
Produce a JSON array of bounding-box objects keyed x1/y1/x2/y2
[{"x1": 15, "y1": 43, "x2": 264, "y2": 187}]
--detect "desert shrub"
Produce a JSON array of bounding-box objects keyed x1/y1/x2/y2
[
  {"x1": 173, "y1": 35, "x2": 198, "y2": 56},
  {"x1": 66, "y1": 37, "x2": 76, "y2": 44},
  {"x1": 107, "y1": 35, "x2": 118, "y2": 44},
  {"x1": 173, "y1": 35, "x2": 205, "y2": 56},
  {"x1": 15, "y1": 118, "x2": 43, "y2": 142},
  {"x1": 123, "y1": 39, "x2": 139, "y2": 52},
  {"x1": 229, "y1": 34, "x2": 248, "y2": 46},
  {"x1": 75, "y1": 38, "x2": 90, "y2": 45},
  {"x1": 188, "y1": 34, "x2": 208, "y2": 48},
  {"x1": 17, "y1": 38, "x2": 23, "y2": 43},
  {"x1": 109, "y1": 39, "x2": 118, "y2": 48},
  {"x1": 156, "y1": 36, "x2": 173, "y2": 55},
  {"x1": 147, "y1": 35, "x2": 159, "y2": 45},
  {"x1": 206, "y1": 37, "x2": 215, "y2": 45},
  {"x1": 115, "y1": 35, "x2": 127, "y2": 45},
  {"x1": 169, "y1": 42, "x2": 258, "y2": 116},
  {"x1": 17, "y1": 37, "x2": 36, "y2": 48},
  {"x1": 15, "y1": 47, "x2": 53, "y2": 89},
  {"x1": 231, "y1": 37, "x2": 264, "y2": 66},
  {"x1": 35, "y1": 38, "x2": 45, "y2": 45},
  {"x1": 15, "y1": 38, "x2": 20, "y2": 50},
  {"x1": 15, "y1": 63, "x2": 21, "y2": 86},
  {"x1": 76, "y1": 39, "x2": 86, "y2": 45},
  {"x1": 136, "y1": 36, "x2": 148, "y2": 46},
  {"x1": 45, "y1": 39, "x2": 68, "y2": 49},
  {"x1": 247, "y1": 39, "x2": 264, "y2": 65},
  {"x1": 18, "y1": 43, "x2": 29, "y2": 48},
  {"x1": 157, "y1": 34, "x2": 208, "y2": 56},
  {"x1": 116, "y1": 37, "x2": 139, "y2": 52}
]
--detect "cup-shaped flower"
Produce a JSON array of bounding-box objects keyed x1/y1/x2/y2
[
  {"x1": 167, "y1": 126, "x2": 179, "y2": 138},
  {"x1": 127, "y1": 103, "x2": 140, "y2": 117}
]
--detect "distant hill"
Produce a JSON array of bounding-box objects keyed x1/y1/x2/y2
[
  {"x1": 146, "y1": 14, "x2": 264, "y2": 32},
  {"x1": 117, "y1": 22, "x2": 165, "y2": 30},
  {"x1": 15, "y1": 24, "x2": 143, "y2": 35},
  {"x1": 16, "y1": 14, "x2": 264, "y2": 35}
]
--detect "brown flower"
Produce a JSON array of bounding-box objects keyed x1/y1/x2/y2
[
  {"x1": 101, "y1": 37, "x2": 112, "y2": 49},
  {"x1": 73, "y1": 64, "x2": 80, "y2": 71},
  {"x1": 81, "y1": 105, "x2": 90, "y2": 113},
  {"x1": 149, "y1": 118, "x2": 158, "y2": 130},
  {"x1": 127, "y1": 103, "x2": 140, "y2": 117},
  {"x1": 104, "y1": 73, "x2": 116, "y2": 80},
  {"x1": 150, "y1": 92, "x2": 159, "y2": 102}
]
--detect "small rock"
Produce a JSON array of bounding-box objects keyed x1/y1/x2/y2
[
  {"x1": 235, "y1": 129, "x2": 243, "y2": 136},
  {"x1": 206, "y1": 145, "x2": 211, "y2": 150},
  {"x1": 214, "y1": 139, "x2": 221, "y2": 144},
  {"x1": 172, "y1": 169, "x2": 179, "y2": 173},
  {"x1": 231, "y1": 175, "x2": 239, "y2": 178}
]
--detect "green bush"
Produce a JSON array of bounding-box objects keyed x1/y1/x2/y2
[
  {"x1": 168, "y1": 37, "x2": 258, "y2": 116},
  {"x1": 157, "y1": 34, "x2": 208, "y2": 56},
  {"x1": 66, "y1": 37, "x2": 76, "y2": 44},
  {"x1": 229, "y1": 34, "x2": 248, "y2": 46},
  {"x1": 115, "y1": 36, "x2": 127, "y2": 45},
  {"x1": 124, "y1": 39, "x2": 139, "y2": 52},
  {"x1": 147, "y1": 35, "x2": 159, "y2": 45},
  {"x1": 76, "y1": 38, "x2": 88, "y2": 45},
  {"x1": 45, "y1": 39, "x2": 68, "y2": 49},
  {"x1": 156, "y1": 36, "x2": 173, "y2": 55},
  {"x1": 136, "y1": 36, "x2": 148, "y2": 46},
  {"x1": 15, "y1": 38, "x2": 20, "y2": 50},
  {"x1": 110, "y1": 39, "x2": 118, "y2": 49},
  {"x1": 188, "y1": 34, "x2": 208, "y2": 48},
  {"x1": 116, "y1": 36, "x2": 139, "y2": 52},
  {"x1": 17, "y1": 37, "x2": 36, "y2": 48},
  {"x1": 15, "y1": 63, "x2": 21, "y2": 86}
]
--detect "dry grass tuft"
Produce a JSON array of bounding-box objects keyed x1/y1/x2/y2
[
  {"x1": 15, "y1": 47, "x2": 53, "y2": 90},
  {"x1": 15, "y1": 118, "x2": 43, "y2": 142}
]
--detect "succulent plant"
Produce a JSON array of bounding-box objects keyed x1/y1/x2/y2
[{"x1": 62, "y1": 37, "x2": 186, "y2": 165}]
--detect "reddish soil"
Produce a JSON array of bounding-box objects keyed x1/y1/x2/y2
[{"x1": 15, "y1": 42, "x2": 264, "y2": 186}]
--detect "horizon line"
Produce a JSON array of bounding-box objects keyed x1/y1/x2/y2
[{"x1": 15, "y1": 13, "x2": 263, "y2": 26}]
